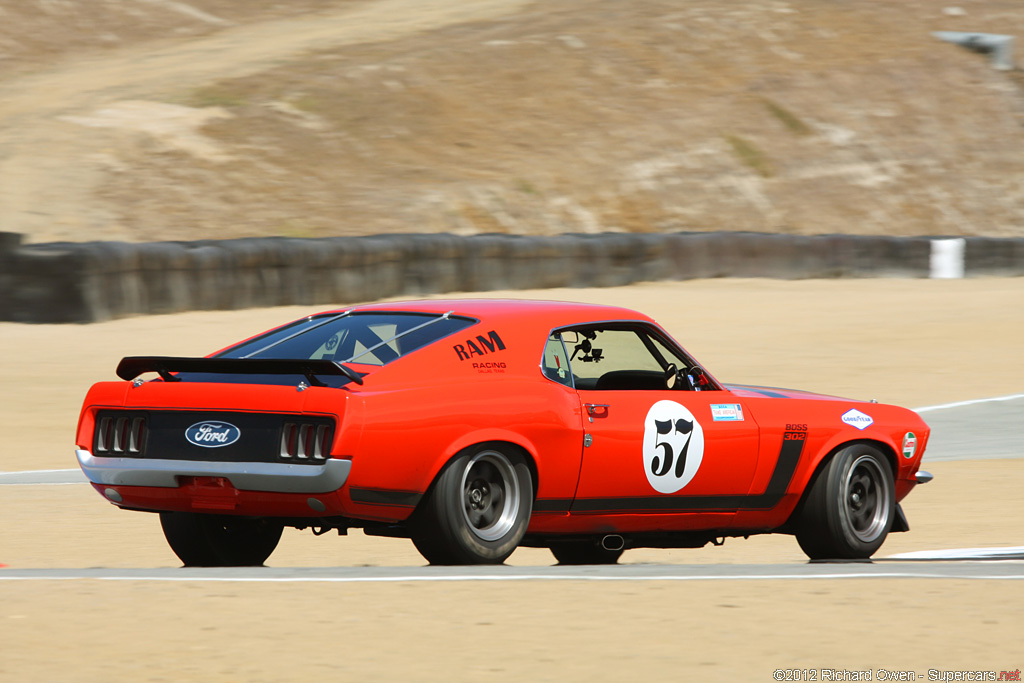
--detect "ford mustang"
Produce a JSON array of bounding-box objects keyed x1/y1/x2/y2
[{"x1": 75, "y1": 299, "x2": 932, "y2": 566}]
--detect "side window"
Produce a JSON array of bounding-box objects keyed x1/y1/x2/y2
[
  {"x1": 541, "y1": 334, "x2": 573, "y2": 387},
  {"x1": 560, "y1": 325, "x2": 693, "y2": 391}
]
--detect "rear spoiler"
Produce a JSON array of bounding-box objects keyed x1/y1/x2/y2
[{"x1": 115, "y1": 356, "x2": 364, "y2": 387}]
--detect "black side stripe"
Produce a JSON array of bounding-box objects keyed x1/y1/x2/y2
[
  {"x1": 569, "y1": 430, "x2": 807, "y2": 514},
  {"x1": 756, "y1": 431, "x2": 806, "y2": 502},
  {"x1": 533, "y1": 499, "x2": 573, "y2": 513}
]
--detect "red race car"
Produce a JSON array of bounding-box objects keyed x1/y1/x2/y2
[{"x1": 75, "y1": 299, "x2": 932, "y2": 566}]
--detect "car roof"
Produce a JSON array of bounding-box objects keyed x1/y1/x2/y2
[{"x1": 323, "y1": 299, "x2": 655, "y2": 328}]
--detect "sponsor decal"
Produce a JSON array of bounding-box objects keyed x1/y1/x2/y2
[
  {"x1": 902, "y1": 432, "x2": 918, "y2": 459},
  {"x1": 643, "y1": 400, "x2": 705, "y2": 494},
  {"x1": 325, "y1": 334, "x2": 339, "y2": 351},
  {"x1": 710, "y1": 403, "x2": 744, "y2": 422},
  {"x1": 185, "y1": 421, "x2": 241, "y2": 448},
  {"x1": 472, "y1": 361, "x2": 507, "y2": 374},
  {"x1": 453, "y1": 330, "x2": 506, "y2": 361},
  {"x1": 784, "y1": 423, "x2": 808, "y2": 443},
  {"x1": 841, "y1": 408, "x2": 874, "y2": 431}
]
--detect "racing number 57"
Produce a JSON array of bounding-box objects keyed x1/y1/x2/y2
[{"x1": 651, "y1": 418, "x2": 694, "y2": 478}]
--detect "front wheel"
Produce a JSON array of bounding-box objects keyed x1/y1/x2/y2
[
  {"x1": 160, "y1": 512, "x2": 283, "y2": 567},
  {"x1": 795, "y1": 444, "x2": 895, "y2": 560},
  {"x1": 410, "y1": 445, "x2": 533, "y2": 565}
]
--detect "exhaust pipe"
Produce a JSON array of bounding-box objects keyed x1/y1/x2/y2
[{"x1": 600, "y1": 534, "x2": 625, "y2": 551}]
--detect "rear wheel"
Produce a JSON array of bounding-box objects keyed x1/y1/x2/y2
[
  {"x1": 160, "y1": 512, "x2": 283, "y2": 567},
  {"x1": 550, "y1": 540, "x2": 624, "y2": 565},
  {"x1": 411, "y1": 445, "x2": 532, "y2": 565},
  {"x1": 795, "y1": 444, "x2": 895, "y2": 560}
]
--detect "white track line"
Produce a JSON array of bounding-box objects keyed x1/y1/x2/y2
[
  {"x1": 0, "y1": 572, "x2": 1022, "y2": 583},
  {"x1": 913, "y1": 392, "x2": 1024, "y2": 413},
  {"x1": 0, "y1": 469, "x2": 86, "y2": 486},
  {"x1": 887, "y1": 546, "x2": 1024, "y2": 560},
  {"x1": 0, "y1": 482, "x2": 83, "y2": 486}
]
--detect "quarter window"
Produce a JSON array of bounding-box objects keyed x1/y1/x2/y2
[{"x1": 541, "y1": 333, "x2": 574, "y2": 387}]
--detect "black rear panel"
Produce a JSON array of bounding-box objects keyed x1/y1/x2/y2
[{"x1": 94, "y1": 410, "x2": 333, "y2": 466}]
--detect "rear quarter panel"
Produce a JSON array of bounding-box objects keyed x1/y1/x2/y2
[{"x1": 342, "y1": 316, "x2": 586, "y2": 519}]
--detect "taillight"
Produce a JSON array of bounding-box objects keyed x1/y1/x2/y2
[
  {"x1": 95, "y1": 412, "x2": 147, "y2": 456},
  {"x1": 116, "y1": 417, "x2": 130, "y2": 452},
  {"x1": 313, "y1": 424, "x2": 327, "y2": 459},
  {"x1": 281, "y1": 423, "x2": 297, "y2": 458},
  {"x1": 129, "y1": 417, "x2": 145, "y2": 453},
  {"x1": 280, "y1": 421, "x2": 332, "y2": 462}
]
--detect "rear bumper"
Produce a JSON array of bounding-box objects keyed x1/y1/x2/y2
[{"x1": 75, "y1": 449, "x2": 351, "y2": 494}]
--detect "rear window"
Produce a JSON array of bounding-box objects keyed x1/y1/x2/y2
[{"x1": 217, "y1": 311, "x2": 476, "y2": 367}]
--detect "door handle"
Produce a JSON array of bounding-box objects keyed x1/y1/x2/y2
[{"x1": 584, "y1": 404, "x2": 610, "y2": 420}]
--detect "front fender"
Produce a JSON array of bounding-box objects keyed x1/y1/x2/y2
[{"x1": 788, "y1": 407, "x2": 930, "y2": 509}]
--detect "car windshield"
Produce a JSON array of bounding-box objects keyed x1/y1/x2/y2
[{"x1": 217, "y1": 311, "x2": 476, "y2": 367}]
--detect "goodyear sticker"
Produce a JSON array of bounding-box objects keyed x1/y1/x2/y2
[
  {"x1": 710, "y1": 403, "x2": 744, "y2": 422},
  {"x1": 841, "y1": 408, "x2": 874, "y2": 430},
  {"x1": 902, "y1": 432, "x2": 918, "y2": 459}
]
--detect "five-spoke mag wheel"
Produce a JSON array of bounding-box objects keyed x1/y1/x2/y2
[
  {"x1": 843, "y1": 454, "x2": 892, "y2": 545},
  {"x1": 795, "y1": 444, "x2": 895, "y2": 560},
  {"x1": 411, "y1": 445, "x2": 532, "y2": 565},
  {"x1": 461, "y1": 450, "x2": 521, "y2": 542}
]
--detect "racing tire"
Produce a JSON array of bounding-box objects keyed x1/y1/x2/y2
[
  {"x1": 795, "y1": 444, "x2": 896, "y2": 560},
  {"x1": 410, "y1": 445, "x2": 533, "y2": 565},
  {"x1": 159, "y1": 512, "x2": 284, "y2": 567},
  {"x1": 549, "y1": 541, "x2": 624, "y2": 565}
]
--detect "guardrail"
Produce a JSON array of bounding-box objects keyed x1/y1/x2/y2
[{"x1": 1, "y1": 231, "x2": 1021, "y2": 323}]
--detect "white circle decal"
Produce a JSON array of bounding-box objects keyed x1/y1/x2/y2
[{"x1": 643, "y1": 400, "x2": 705, "y2": 494}]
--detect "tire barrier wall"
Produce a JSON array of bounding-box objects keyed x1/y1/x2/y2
[{"x1": 0, "y1": 231, "x2": 1021, "y2": 323}]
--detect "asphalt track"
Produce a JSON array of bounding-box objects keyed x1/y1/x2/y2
[
  {"x1": 1, "y1": 394, "x2": 1020, "y2": 582},
  {"x1": 915, "y1": 394, "x2": 1024, "y2": 462}
]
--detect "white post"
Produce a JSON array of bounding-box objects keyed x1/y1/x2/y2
[{"x1": 930, "y1": 238, "x2": 966, "y2": 279}]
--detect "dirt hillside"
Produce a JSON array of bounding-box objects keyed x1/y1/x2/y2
[{"x1": 2, "y1": 0, "x2": 1024, "y2": 245}]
